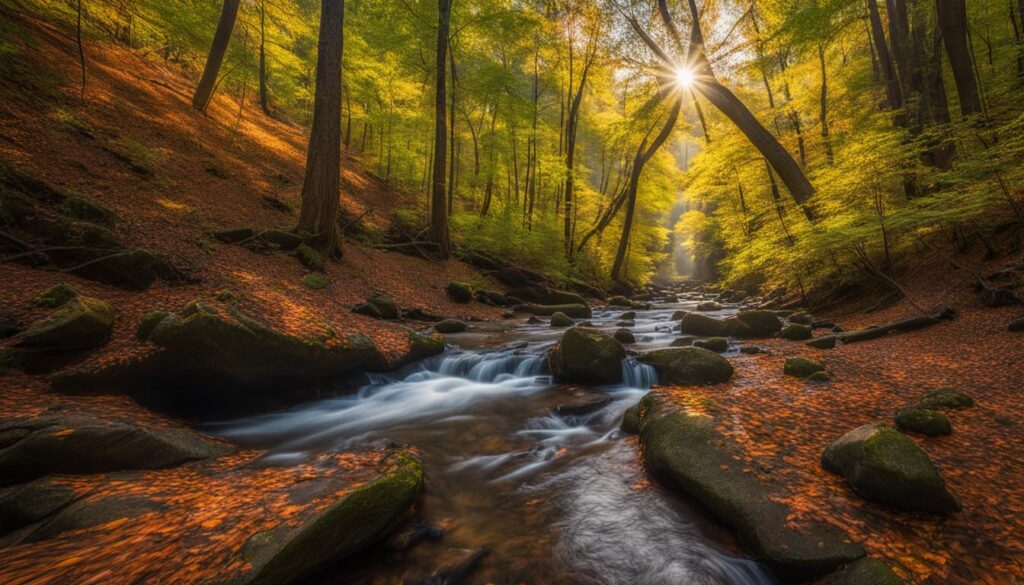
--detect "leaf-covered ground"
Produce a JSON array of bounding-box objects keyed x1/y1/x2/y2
[{"x1": 656, "y1": 260, "x2": 1024, "y2": 583}]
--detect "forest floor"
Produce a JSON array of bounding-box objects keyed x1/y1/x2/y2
[{"x1": 2, "y1": 10, "x2": 1024, "y2": 585}]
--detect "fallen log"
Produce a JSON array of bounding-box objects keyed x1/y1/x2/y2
[{"x1": 807, "y1": 309, "x2": 954, "y2": 349}]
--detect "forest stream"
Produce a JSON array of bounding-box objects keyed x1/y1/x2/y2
[{"x1": 210, "y1": 292, "x2": 775, "y2": 585}]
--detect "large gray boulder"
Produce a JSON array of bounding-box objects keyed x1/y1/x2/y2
[
  {"x1": 0, "y1": 412, "x2": 230, "y2": 485},
  {"x1": 637, "y1": 392, "x2": 865, "y2": 579},
  {"x1": 639, "y1": 347, "x2": 734, "y2": 385},
  {"x1": 548, "y1": 327, "x2": 625, "y2": 385},
  {"x1": 821, "y1": 423, "x2": 960, "y2": 513}
]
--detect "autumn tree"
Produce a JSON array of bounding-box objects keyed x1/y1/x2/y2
[{"x1": 192, "y1": 0, "x2": 241, "y2": 111}]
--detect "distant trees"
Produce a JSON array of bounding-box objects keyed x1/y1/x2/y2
[
  {"x1": 296, "y1": 0, "x2": 345, "y2": 257},
  {"x1": 192, "y1": 0, "x2": 241, "y2": 112}
]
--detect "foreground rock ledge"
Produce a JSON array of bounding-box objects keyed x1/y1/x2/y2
[
  {"x1": 0, "y1": 449, "x2": 424, "y2": 585},
  {"x1": 634, "y1": 392, "x2": 865, "y2": 580},
  {"x1": 50, "y1": 301, "x2": 444, "y2": 414}
]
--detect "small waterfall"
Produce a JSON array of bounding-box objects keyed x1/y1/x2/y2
[
  {"x1": 435, "y1": 349, "x2": 547, "y2": 382},
  {"x1": 622, "y1": 358, "x2": 657, "y2": 390}
]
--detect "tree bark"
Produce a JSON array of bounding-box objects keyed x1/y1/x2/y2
[
  {"x1": 258, "y1": 0, "x2": 270, "y2": 114},
  {"x1": 563, "y1": 37, "x2": 595, "y2": 259},
  {"x1": 819, "y1": 44, "x2": 833, "y2": 164},
  {"x1": 936, "y1": 0, "x2": 983, "y2": 115},
  {"x1": 297, "y1": 0, "x2": 345, "y2": 258},
  {"x1": 867, "y1": 0, "x2": 904, "y2": 109},
  {"x1": 429, "y1": 0, "x2": 452, "y2": 257},
  {"x1": 193, "y1": 0, "x2": 241, "y2": 112}
]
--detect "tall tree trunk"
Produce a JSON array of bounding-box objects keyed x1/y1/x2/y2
[
  {"x1": 819, "y1": 44, "x2": 833, "y2": 164},
  {"x1": 193, "y1": 0, "x2": 241, "y2": 112},
  {"x1": 563, "y1": 43, "x2": 595, "y2": 259},
  {"x1": 611, "y1": 98, "x2": 682, "y2": 282},
  {"x1": 447, "y1": 44, "x2": 458, "y2": 216},
  {"x1": 429, "y1": 0, "x2": 452, "y2": 257},
  {"x1": 936, "y1": 0, "x2": 983, "y2": 115},
  {"x1": 258, "y1": 0, "x2": 270, "y2": 114},
  {"x1": 297, "y1": 0, "x2": 345, "y2": 258},
  {"x1": 867, "y1": 0, "x2": 904, "y2": 109}
]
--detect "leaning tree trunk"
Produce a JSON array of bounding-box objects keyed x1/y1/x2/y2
[
  {"x1": 563, "y1": 49, "x2": 593, "y2": 260},
  {"x1": 610, "y1": 98, "x2": 682, "y2": 282},
  {"x1": 936, "y1": 0, "x2": 983, "y2": 115},
  {"x1": 296, "y1": 0, "x2": 345, "y2": 258},
  {"x1": 429, "y1": 0, "x2": 452, "y2": 257},
  {"x1": 193, "y1": 0, "x2": 241, "y2": 112}
]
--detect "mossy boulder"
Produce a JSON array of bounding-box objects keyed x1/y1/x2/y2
[
  {"x1": 678, "y1": 313, "x2": 729, "y2": 337},
  {"x1": 807, "y1": 371, "x2": 832, "y2": 382},
  {"x1": 61, "y1": 195, "x2": 116, "y2": 226},
  {"x1": 137, "y1": 310, "x2": 171, "y2": 341},
  {"x1": 807, "y1": 336, "x2": 839, "y2": 349},
  {"x1": 295, "y1": 244, "x2": 325, "y2": 271},
  {"x1": 895, "y1": 408, "x2": 951, "y2": 436},
  {"x1": 31, "y1": 282, "x2": 79, "y2": 308},
  {"x1": 513, "y1": 303, "x2": 592, "y2": 318},
  {"x1": 789, "y1": 312, "x2": 814, "y2": 326},
  {"x1": 544, "y1": 288, "x2": 587, "y2": 306},
  {"x1": 0, "y1": 413, "x2": 230, "y2": 486},
  {"x1": 784, "y1": 356, "x2": 825, "y2": 378},
  {"x1": 0, "y1": 478, "x2": 80, "y2": 535},
  {"x1": 734, "y1": 310, "x2": 784, "y2": 337},
  {"x1": 696, "y1": 301, "x2": 721, "y2": 311},
  {"x1": 239, "y1": 451, "x2": 423, "y2": 585},
  {"x1": 435, "y1": 319, "x2": 468, "y2": 334},
  {"x1": 17, "y1": 295, "x2": 115, "y2": 351},
  {"x1": 447, "y1": 281, "x2": 473, "y2": 303},
  {"x1": 639, "y1": 347, "x2": 734, "y2": 385},
  {"x1": 779, "y1": 323, "x2": 813, "y2": 340},
  {"x1": 548, "y1": 327, "x2": 625, "y2": 385},
  {"x1": 821, "y1": 423, "x2": 960, "y2": 513},
  {"x1": 821, "y1": 558, "x2": 904, "y2": 585},
  {"x1": 619, "y1": 311, "x2": 636, "y2": 320},
  {"x1": 607, "y1": 295, "x2": 632, "y2": 307},
  {"x1": 916, "y1": 387, "x2": 973, "y2": 409},
  {"x1": 695, "y1": 337, "x2": 728, "y2": 353},
  {"x1": 367, "y1": 294, "x2": 400, "y2": 320},
  {"x1": 71, "y1": 248, "x2": 173, "y2": 290},
  {"x1": 671, "y1": 310, "x2": 688, "y2": 320},
  {"x1": 637, "y1": 392, "x2": 865, "y2": 579},
  {"x1": 550, "y1": 312, "x2": 573, "y2": 327},
  {"x1": 613, "y1": 328, "x2": 636, "y2": 344}
]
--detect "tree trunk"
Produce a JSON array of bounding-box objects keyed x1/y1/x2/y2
[
  {"x1": 563, "y1": 33, "x2": 597, "y2": 259},
  {"x1": 819, "y1": 44, "x2": 833, "y2": 164},
  {"x1": 867, "y1": 0, "x2": 904, "y2": 109},
  {"x1": 193, "y1": 0, "x2": 241, "y2": 112},
  {"x1": 936, "y1": 0, "x2": 983, "y2": 115},
  {"x1": 258, "y1": 0, "x2": 270, "y2": 114},
  {"x1": 297, "y1": 0, "x2": 345, "y2": 258},
  {"x1": 611, "y1": 98, "x2": 682, "y2": 282},
  {"x1": 447, "y1": 44, "x2": 458, "y2": 216},
  {"x1": 429, "y1": 0, "x2": 452, "y2": 257}
]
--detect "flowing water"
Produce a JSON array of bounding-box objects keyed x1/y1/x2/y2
[{"x1": 211, "y1": 292, "x2": 777, "y2": 585}]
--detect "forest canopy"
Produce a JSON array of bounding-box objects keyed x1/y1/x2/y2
[{"x1": 31, "y1": 0, "x2": 1024, "y2": 294}]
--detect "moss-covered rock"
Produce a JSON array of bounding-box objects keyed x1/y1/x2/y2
[
  {"x1": 31, "y1": 282, "x2": 79, "y2": 308},
  {"x1": 916, "y1": 387, "x2": 973, "y2": 409},
  {"x1": 696, "y1": 301, "x2": 722, "y2": 311},
  {"x1": 639, "y1": 347, "x2": 734, "y2": 385},
  {"x1": 821, "y1": 423, "x2": 960, "y2": 513},
  {"x1": 895, "y1": 408, "x2": 951, "y2": 436},
  {"x1": 0, "y1": 477, "x2": 79, "y2": 535},
  {"x1": 70, "y1": 248, "x2": 173, "y2": 290},
  {"x1": 613, "y1": 328, "x2": 636, "y2": 344},
  {"x1": 240, "y1": 451, "x2": 423, "y2": 585},
  {"x1": 619, "y1": 311, "x2": 636, "y2": 320},
  {"x1": 447, "y1": 281, "x2": 473, "y2": 303},
  {"x1": 18, "y1": 295, "x2": 115, "y2": 351},
  {"x1": 61, "y1": 195, "x2": 116, "y2": 227},
  {"x1": 513, "y1": 303, "x2": 592, "y2": 318},
  {"x1": 367, "y1": 294, "x2": 399, "y2": 320},
  {"x1": 807, "y1": 370, "x2": 832, "y2": 382},
  {"x1": 821, "y1": 558, "x2": 904, "y2": 585},
  {"x1": 807, "y1": 335, "x2": 839, "y2": 349},
  {"x1": 548, "y1": 327, "x2": 625, "y2": 385},
  {"x1": 779, "y1": 323, "x2": 813, "y2": 340},
  {"x1": 435, "y1": 319, "x2": 468, "y2": 334},
  {"x1": 302, "y1": 273, "x2": 327, "y2": 290},
  {"x1": 671, "y1": 310, "x2": 688, "y2": 320},
  {"x1": 739, "y1": 345, "x2": 764, "y2": 355},
  {"x1": 678, "y1": 313, "x2": 729, "y2": 336},
  {"x1": 637, "y1": 392, "x2": 865, "y2": 579},
  {"x1": 295, "y1": 244, "x2": 325, "y2": 272},
  {"x1": 544, "y1": 288, "x2": 587, "y2": 306},
  {"x1": 136, "y1": 310, "x2": 171, "y2": 341},
  {"x1": 550, "y1": 312, "x2": 573, "y2": 327},
  {"x1": 789, "y1": 312, "x2": 814, "y2": 326},
  {"x1": 0, "y1": 413, "x2": 231, "y2": 486},
  {"x1": 735, "y1": 310, "x2": 784, "y2": 337},
  {"x1": 607, "y1": 295, "x2": 632, "y2": 307},
  {"x1": 695, "y1": 337, "x2": 728, "y2": 353},
  {"x1": 784, "y1": 356, "x2": 825, "y2": 378}
]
